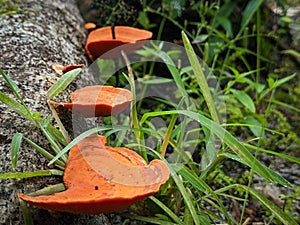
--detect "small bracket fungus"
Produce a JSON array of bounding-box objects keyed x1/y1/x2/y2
[
  {"x1": 85, "y1": 26, "x2": 152, "y2": 61},
  {"x1": 52, "y1": 85, "x2": 133, "y2": 117},
  {"x1": 51, "y1": 63, "x2": 84, "y2": 75},
  {"x1": 84, "y1": 22, "x2": 96, "y2": 31}
]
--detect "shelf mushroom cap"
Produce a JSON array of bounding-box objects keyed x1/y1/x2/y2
[
  {"x1": 85, "y1": 26, "x2": 152, "y2": 60},
  {"x1": 53, "y1": 85, "x2": 133, "y2": 117},
  {"x1": 18, "y1": 135, "x2": 170, "y2": 214}
]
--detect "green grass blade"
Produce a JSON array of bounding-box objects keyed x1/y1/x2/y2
[
  {"x1": 266, "y1": 99, "x2": 300, "y2": 113},
  {"x1": 160, "y1": 113, "x2": 178, "y2": 157},
  {"x1": 244, "y1": 143, "x2": 300, "y2": 165},
  {"x1": 0, "y1": 169, "x2": 63, "y2": 179},
  {"x1": 177, "y1": 166, "x2": 234, "y2": 224},
  {"x1": 19, "y1": 199, "x2": 34, "y2": 225},
  {"x1": 220, "y1": 152, "x2": 291, "y2": 188},
  {"x1": 0, "y1": 69, "x2": 34, "y2": 120},
  {"x1": 0, "y1": 68, "x2": 20, "y2": 93},
  {"x1": 0, "y1": 91, "x2": 34, "y2": 123},
  {"x1": 11, "y1": 133, "x2": 23, "y2": 169},
  {"x1": 281, "y1": 49, "x2": 300, "y2": 58},
  {"x1": 48, "y1": 125, "x2": 115, "y2": 165},
  {"x1": 46, "y1": 123, "x2": 68, "y2": 146},
  {"x1": 122, "y1": 213, "x2": 177, "y2": 225},
  {"x1": 47, "y1": 68, "x2": 82, "y2": 99},
  {"x1": 239, "y1": 185, "x2": 298, "y2": 225},
  {"x1": 39, "y1": 125, "x2": 67, "y2": 163},
  {"x1": 181, "y1": 31, "x2": 220, "y2": 124},
  {"x1": 0, "y1": 91, "x2": 67, "y2": 148},
  {"x1": 272, "y1": 73, "x2": 296, "y2": 88},
  {"x1": 28, "y1": 183, "x2": 65, "y2": 196},
  {"x1": 149, "y1": 196, "x2": 185, "y2": 225},
  {"x1": 23, "y1": 137, "x2": 65, "y2": 168},
  {"x1": 169, "y1": 164, "x2": 200, "y2": 225}
]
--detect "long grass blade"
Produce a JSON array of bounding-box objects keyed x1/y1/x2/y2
[
  {"x1": 244, "y1": 143, "x2": 300, "y2": 165},
  {"x1": 48, "y1": 125, "x2": 116, "y2": 165},
  {"x1": 19, "y1": 199, "x2": 33, "y2": 225},
  {"x1": 169, "y1": 164, "x2": 201, "y2": 225},
  {"x1": 122, "y1": 213, "x2": 177, "y2": 225},
  {"x1": 11, "y1": 133, "x2": 23, "y2": 169},
  {"x1": 0, "y1": 169, "x2": 63, "y2": 179},
  {"x1": 47, "y1": 68, "x2": 82, "y2": 99},
  {"x1": 0, "y1": 91, "x2": 34, "y2": 123},
  {"x1": 23, "y1": 137, "x2": 65, "y2": 168},
  {"x1": 28, "y1": 183, "x2": 66, "y2": 196},
  {"x1": 177, "y1": 166, "x2": 234, "y2": 224},
  {"x1": 238, "y1": 185, "x2": 298, "y2": 225},
  {"x1": 181, "y1": 31, "x2": 220, "y2": 124},
  {"x1": 149, "y1": 196, "x2": 185, "y2": 225}
]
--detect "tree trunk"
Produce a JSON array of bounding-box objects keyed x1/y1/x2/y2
[{"x1": 0, "y1": 0, "x2": 117, "y2": 224}]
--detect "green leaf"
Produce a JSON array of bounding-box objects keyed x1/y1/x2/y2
[
  {"x1": 244, "y1": 116, "x2": 264, "y2": 137},
  {"x1": 267, "y1": 77, "x2": 275, "y2": 88},
  {"x1": 142, "y1": 77, "x2": 173, "y2": 84},
  {"x1": 41, "y1": 115, "x2": 51, "y2": 128},
  {"x1": 192, "y1": 34, "x2": 209, "y2": 44},
  {"x1": 217, "y1": 17, "x2": 233, "y2": 38},
  {"x1": 0, "y1": 169, "x2": 63, "y2": 179},
  {"x1": 273, "y1": 73, "x2": 296, "y2": 88},
  {"x1": 47, "y1": 68, "x2": 82, "y2": 99},
  {"x1": 177, "y1": 165, "x2": 233, "y2": 223},
  {"x1": 137, "y1": 11, "x2": 156, "y2": 29},
  {"x1": 231, "y1": 89, "x2": 256, "y2": 113},
  {"x1": 11, "y1": 133, "x2": 23, "y2": 169},
  {"x1": 0, "y1": 91, "x2": 66, "y2": 147},
  {"x1": 241, "y1": 0, "x2": 264, "y2": 29}
]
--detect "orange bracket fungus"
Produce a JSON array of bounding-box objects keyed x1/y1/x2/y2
[
  {"x1": 18, "y1": 134, "x2": 170, "y2": 214},
  {"x1": 52, "y1": 85, "x2": 133, "y2": 117},
  {"x1": 85, "y1": 26, "x2": 153, "y2": 61},
  {"x1": 84, "y1": 22, "x2": 96, "y2": 31},
  {"x1": 51, "y1": 63, "x2": 84, "y2": 75}
]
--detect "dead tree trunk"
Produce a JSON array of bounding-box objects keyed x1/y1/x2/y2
[{"x1": 0, "y1": 0, "x2": 115, "y2": 224}]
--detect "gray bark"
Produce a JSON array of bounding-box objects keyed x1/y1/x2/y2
[{"x1": 0, "y1": 1, "x2": 123, "y2": 224}]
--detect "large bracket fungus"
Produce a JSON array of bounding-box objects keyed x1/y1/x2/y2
[{"x1": 18, "y1": 134, "x2": 170, "y2": 214}]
